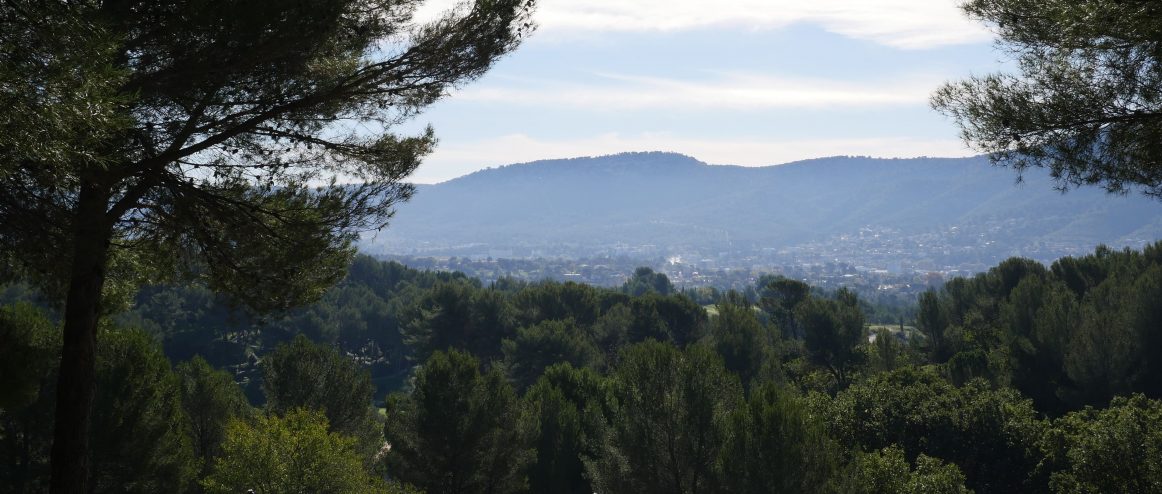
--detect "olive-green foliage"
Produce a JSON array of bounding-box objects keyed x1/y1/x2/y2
[
  {"x1": 512, "y1": 281, "x2": 602, "y2": 328},
  {"x1": 273, "y1": 282, "x2": 395, "y2": 355},
  {"x1": 382, "y1": 350, "x2": 532, "y2": 494},
  {"x1": 122, "y1": 255, "x2": 463, "y2": 398},
  {"x1": 121, "y1": 283, "x2": 241, "y2": 368},
  {"x1": 916, "y1": 289, "x2": 949, "y2": 363},
  {"x1": 921, "y1": 244, "x2": 1162, "y2": 413},
  {"x1": 175, "y1": 355, "x2": 253, "y2": 477},
  {"x1": 932, "y1": 0, "x2": 1162, "y2": 197},
  {"x1": 924, "y1": 259, "x2": 1049, "y2": 387},
  {"x1": 201, "y1": 409, "x2": 388, "y2": 494},
  {"x1": 90, "y1": 329, "x2": 197, "y2": 493},
  {"x1": 2, "y1": 0, "x2": 535, "y2": 486},
  {"x1": 757, "y1": 275, "x2": 811, "y2": 338},
  {"x1": 1000, "y1": 275, "x2": 1074, "y2": 414},
  {"x1": 1059, "y1": 260, "x2": 1162, "y2": 408},
  {"x1": 502, "y1": 319, "x2": 600, "y2": 391},
  {"x1": 870, "y1": 327, "x2": 905, "y2": 373},
  {"x1": 589, "y1": 303, "x2": 632, "y2": 364},
  {"x1": 622, "y1": 267, "x2": 675, "y2": 296},
  {"x1": 0, "y1": 303, "x2": 58, "y2": 410},
  {"x1": 588, "y1": 341, "x2": 740, "y2": 494},
  {"x1": 626, "y1": 293, "x2": 708, "y2": 348},
  {"x1": 824, "y1": 367, "x2": 1046, "y2": 493},
  {"x1": 711, "y1": 297, "x2": 774, "y2": 390},
  {"x1": 0, "y1": 320, "x2": 199, "y2": 492},
  {"x1": 795, "y1": 288, "x2": 866, "y2": 390},
  {"x1": 403, "y1": 281, "x2": 516, "y2": 364},
  {"x1": 840, "y1": 445, "x2": 972, "y2": 494},
  {"x1": 1041, "y1": 394, "x2": 1162, "y2": 494},
  {"x1": 524, "y1": 364, "x2": 613, "y2": 494},
  {"x1": 1, "y1": 0, "x2": 537, "y2": 309},
  {"x1": 262, "y1": 335, "x2": 382, "y2": 460},
  {"x1": 717, "y1": 383, "x2": 839, "y2": 494},
  {"x1": 0, "y1": 304, "x2": 59, "y2": 492}
]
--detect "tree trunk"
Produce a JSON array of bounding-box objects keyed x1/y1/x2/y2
[{"x1": 49, "y1": 184, "x2": 112, "y2": 494}]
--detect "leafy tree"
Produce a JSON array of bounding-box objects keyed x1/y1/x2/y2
[
  {"x1": 1041, "y1": 394, "x2": 1162, "y2": 494},
  {"x1": 795, "y1": 289, "x2": 866, "y2": 390},
  {"x1": 932, "y1": 0, "x2": 1162, "y2": 197},
  {"x1": 1050, "y1": 249, "x2": 1115, "y2": 300},
  {"x1": 1001, "y1": 277, "x2": 1075, "y2": 415},
  {"x1": 716, "y1": 383, "x2": 839, "y2": 494},
  {"x1": 0, "y1": 1, "x2": 534, "y2": 491},
  {"x1": 201, "y1": 409, "x2": 390, "y2": 494},
  {"x1": 403, "y1": 281, "x2": 516, "y2": 364},
  {"x1": 524, "y1": 386, "x2": 587, "y2": 494},
  {"x1": 918, "y1": 244, "x2": 1162, "y2": 413},
  {"x1": 621, "y1": 267, "x2": 675, "y2": 296},
  {"x1": 0, "y1": 304, "x2": 60, "y2": 492},
  {"x1": 0, "y1": 304, "x2": 59, "y2": 411},
  {"x1": 588, "y1": 342, "x2": 740, "y2": 494},
  {"x1": 870, "y1": 327, "x2": 905, "y2": 374},
  {"x1": 711, "y1": 297, "x2": 772, "y2": 390},
  {"x1": 757, "y1": 275, "x2": 811, "y2": 337},
  {"x1": 502, "y1": 319, "x2": 600, "y2": 390},
  {"x1": 588, "y1": 303, "x2": 632, "y2": 364},
  {"x1": 89, "y1": 329, "x2": 197, "y2": 493},
  {"x1": 382, "y1": 350, "x2": 532, "y2": 494},
  {"x1": 942, "y1": 310, "x2": 1006, "y2": 386},
  {"x1": 626, "y1": 296, "x2": 671, "y2": 344},
  {"x1": 917, "y1": 289, "x2": 950, "y2": 363},
  {"x1": 511, "y1": 281, "x2": 601, "y2": 328},
  {"x1": 174, "y1": 355, "x2": 252, "y2": 479},
  {"x1": 626, "y1": 294, "x2": 708, "y2": 348},
  {"x1": 122, "y1": 283, "x2": 240, "y2": 366},
  {"x1": 839, "y1": 445, "x2": 972, "y2": 494},
  {"x1": 825, "y1": 367, "x2": 1047, "y2": 493},
  {"x1": 262, "y1": 335, "x2": 381, "y2": 460},
  {"x1": 1060, "y1": 275, "x2": 1140, "y2": 408},
  {"x1": 2, "y1": 321, "x2": 198, "y2": 492},
  {"x1": 1127, "y1": 263, "x2": 1162, "y2": 399},
  {"x1": 523, "y1": 364, "x2": 612, "y2": 494}
]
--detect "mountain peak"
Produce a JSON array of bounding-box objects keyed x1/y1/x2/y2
[
  {"x1": 444, "y1": 151, "x2": 706, "y2": 185},
  {"x1": 378, "y1": 154, "x2": 1162, "y2": 263}
]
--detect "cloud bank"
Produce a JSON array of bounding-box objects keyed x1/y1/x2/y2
[
  {"x1": 415, "y1": 0, "x2": 991, "y2": 49},
  {"x1": 456, "y1": 72, "x2": 942, "y2": 110}
]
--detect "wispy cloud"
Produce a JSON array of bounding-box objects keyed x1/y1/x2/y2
[
  {"x1": 411, "y1": 132, "x2": 973, "y2": 183},
  {"x1": 414, "y1": 0, "x2": 990, "y2": 49},
  {"x1": 455, "y1": 72, "x2": 940, "y2": 110}
]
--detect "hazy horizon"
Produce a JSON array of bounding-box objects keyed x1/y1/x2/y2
[{"x1": 412, "y1": 150, "x2": 988, "y2": 185}]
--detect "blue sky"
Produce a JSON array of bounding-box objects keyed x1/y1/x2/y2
[{"x1": 402, "y1": 0, "x2": 1007, "y2": 183}]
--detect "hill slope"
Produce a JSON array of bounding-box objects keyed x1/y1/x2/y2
[{"x1": 363, "y1": 152, "x2": 1162, "y2": 262}]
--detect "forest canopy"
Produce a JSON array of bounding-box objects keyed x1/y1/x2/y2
[{"x1": 5, "y1": 242, "x2": 1162, "y2": 492}]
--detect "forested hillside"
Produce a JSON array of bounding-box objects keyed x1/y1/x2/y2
[
  {"x1": 4, "y1": 245, "x2": 1162, "y2": 492},
  {"x1": 7, "y1": 0, "x2": 1161, "y2": 491},
  {"x1": 369, "y1": 152, "x2": 1162, "y2": 258}
]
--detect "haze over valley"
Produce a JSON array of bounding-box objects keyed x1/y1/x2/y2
[{"x1": 364, "y1": 151, "x2": 1162, "y2": 288}]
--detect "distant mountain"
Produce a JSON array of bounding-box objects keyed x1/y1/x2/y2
[{"x1": 363, "y1": 152, "x2": 1162, "y2": 263}]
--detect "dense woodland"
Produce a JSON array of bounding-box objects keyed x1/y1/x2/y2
[
  {"x1": 3, "y1": 0, "x2": 1160, "y2": 492},
  {"x1": 3, "y1": 243, "x2": 1162, "y2": 493}
]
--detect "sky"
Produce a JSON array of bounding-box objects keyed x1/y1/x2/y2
[{"x1": 401, "y1": 0, "x2": 1008, "y2": 183}]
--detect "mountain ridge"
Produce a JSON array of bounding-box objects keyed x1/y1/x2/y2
[{"x1": 366, "y1": 152, "x2": 1162, "y2": 266}]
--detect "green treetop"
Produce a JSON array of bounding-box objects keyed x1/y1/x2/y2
[
  {"x1": 0, "y1": 1, "x2": 534, "y2": 491},
  {"x1": 933, "y1": 0, "x2": 1162, "y2": 197}
]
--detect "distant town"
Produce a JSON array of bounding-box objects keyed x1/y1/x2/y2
[{"x1": 369, "y1": 220, "x2": 1158, "y2": 304}]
